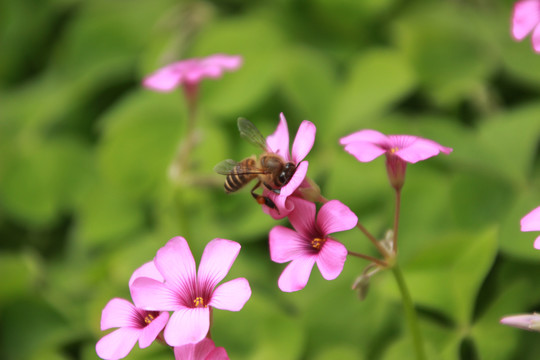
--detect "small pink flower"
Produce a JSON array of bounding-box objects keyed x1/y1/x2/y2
[
  {"x1": 269, "y1": 197, "x2": 357, "y2": 292},
  {"x1": 512, "y1": 0, "x2": 540, "y2": 53},
  {"x1": 143, "y1": 54, "x2": 243, "y2": 92},
  {"x1": 521, "y1": 205, "x2": 540, "y2": 249},
  {"x1": 501, "y1": 313, "x2": 540, "y2": 331},
  {"x1": 131, "y1": 237, "x2": 251, "y2": 346},
  {"x1": 174, "y1": 338, "x2": 229, "y2": 360},
  {"x1": 96, "y1": 262, "x2": 169, "y2": 360},
  {"x1": 340, "y1": 130, "x2": 452, "y2": 190},
  {"x1": 262, "y1": 113, "x2": 316, "y2": 219},
  {"x1": 96, "y1": 298, "x2": 170, "y2": 360}
]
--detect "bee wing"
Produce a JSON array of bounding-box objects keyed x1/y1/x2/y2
[
  {"x1": 238, "y1": 118, "x2": 268, "y2": 151},
  {"x1": 214, "y1": 159, "x2": 239, "y2": 175}
]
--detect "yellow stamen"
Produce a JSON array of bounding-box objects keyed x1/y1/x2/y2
[
  {"x1": 312, "y1": 237, "x2": 326, "y2": 250},
  {"x1": 193, "y1": 297, "x2": 206, "y2": 308},
  {"x1": 390, "y1": 147, "x2": 399, "y2": 154},
  {"x1": 144, "y1": 313, "x2": 155, "y2": 325}
]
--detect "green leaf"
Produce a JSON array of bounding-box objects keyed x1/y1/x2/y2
[
  {"x1": 0, "y1": 252, "x2": 41, "y2": 306},
  {"x1": 212, "y1": 292, "x2": 304, "y2": 360},
  {"x1": 449, "y1": 172, "x2": 515, "y2": 229},
  {"x1": 278, "y1": 46, "x2": 337, "y2": 121},
  {"x1": 190, "y1": 14, "x2": 286, "y2": 117},
  {"x1": 74, "y1": 177, "x2": 145, "y2": 246},
  {"x1": 393, "y1": 3, "x2": 496, "y2": 105},
  {"x1": 499, "y1": 188, "x2": 540, "y2": 260},
  {"x1": 0, "y1": 297, "x2": 76, "y2": 360},
  {"x1": 0, "y1": 137, "x2": 91, "y2": 226},
  {"x1": 333, "y1": 48, "x2": 415, "y2": 136},
  {"x1": 396, "y1": 228, "x2": 498, "y2": 324},
  {"x1": 97, "y1": 90, "x2": 184, "y2": 200},
  {"x1": 472, "y1": 281, "x2": 535, "y2": 360}
]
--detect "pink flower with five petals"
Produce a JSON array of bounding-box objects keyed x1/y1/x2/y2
[
  {"x1": 269, "y1": 197, "x2": 357, "y2": 292},
  {"x1": 512, "y1": 0, "x2": 540, "y2": 53},
  {"x1": 262, "y1": 113, "x2": 316, "y2": 219},
  {"x1": 143, "y1": 54, "x2": 243, "y2": 92},
  {"x1": 340, "y1": 130, "x2": 452, "y2": 190},
  {"x1": 174, "y1": 338, "x2": 229, "y2": 360},
  {"x1": 521, "y1": 205, "x2": 540, "y2": 249},
  {"x1": 96, "y1": 262, "x2": 168, "y2": 360},
  {"x1": 131, "y1": 237, "x2": 251, "y2": 346}
]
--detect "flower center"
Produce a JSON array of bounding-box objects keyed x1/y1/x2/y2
[
  {"x1": 144, "y1": 313, "x2": 155, "y2": 325},
  {"x1": 390, "y1": 147, "x2": 399, "y2": 154},
  {"x1": 193, "y1": 297, "x2": 206, "y2": 308},
  {"x1": 311, "y1": 237, "x2": 326, "y2": 250}
]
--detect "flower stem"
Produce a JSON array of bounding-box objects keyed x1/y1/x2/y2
[
  {"x1": 393, "y1": 188, "x2": 401, "y2": 255},
  {"x1": 318, "y1": 194, "x2": 390, "y2": 258},
  {"x1": 391, "y1": 265, "x2": 426, "y2": 360},
  {"x1": 347, "y1": 250, "x2": 387, "y2": 267}
]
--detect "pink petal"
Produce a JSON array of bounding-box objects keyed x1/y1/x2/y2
[
  {"x1": 143, "y1": 64, "x2": 182, "y2": 92},
  {"x1": 339, "y1": 129, "x2": 389, "y2": 146},
  {"x1": 265, "y1": 113, "x2": 290, "y2": 158},
  {"x1": 129, "y1": 261, "x2": 164, "y2": 288},
  {"x1": 395, "y1": 138, "x2": 452, "y2": 164},
  {"x1": 210, "y1": 278, "x2": 251, "y2": 311},
  {"x1": 521, "y1": 206, "x2": 540, "y2": 231},
  {"x1": 205, "y1": 54, "x2": 243, "y2": 69},
  {"x1": 317, "y1": 200, "x2": 358, "y2": 235},
  {"x1": 287, "y1": 197, "x2": 316, "y2": 237},
  {"x1": 534, "y1": 236, "x2": 540, "y2": 250},
  {"x1": 174, "y1": 338, "x2": 219, "y2": 360},
  {"x1": 291, "y1": 120, "x2": 316, "y2": 163},
  {"x1": 131, "y1": 277, "x2": 183, "y2": 311},
  {"x1": 277, "y1": 256, "x2": 317, "y2": 292},
  {"x1": 100, "y1": 298, "x2": 139, "y2": 330},
  {"x1": 316, "y1": 239, "x2": 348, "y2": 280},
  {"x1": 500, "y1": 313, "x2": 540, "y2": 330},
  {"x1": 96, "y1": 327, "x2": 140, "y2": 360},
  {"x1": 269, "y1": 226, "x2": 310, "y2": 263},
  {"x1": 512, "y1": 0, "x2": 540, "y2": 40},
  {"x1": 139, "y1": 311, "x2": 169, "y2": 348},
  {"x1": 207, "y1": 346, "x2": 229, "y2": 360},
  {"x1": 279, "y1": 160, "x2": 308, "y2": 197},
  {"x1": 154, "y1": 237, "x2": 196, "y2": 291},
  {"x1": 198, "y1": 239, "x2": 241, "y2": 291},
  {"x1": 343, "y1": 142, "x2": 387, "y2": 162},
  {"x1": 533, "y1": 22, "x2": 540, "y2": 52},
  {"x1": 261, "y1": 190, "x2": 295, "y2": 220},
  {"x1": 165, "y1": 308, "x2": 210, "y2": 346}
]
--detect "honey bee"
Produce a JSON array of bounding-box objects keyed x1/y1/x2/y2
[{"x1": 214, "y1": 118, "x2": 297, "y2": 210}]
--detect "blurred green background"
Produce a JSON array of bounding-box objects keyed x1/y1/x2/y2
[{"x1": 2, "y1": 0, "x2": 540, "y2": 359}]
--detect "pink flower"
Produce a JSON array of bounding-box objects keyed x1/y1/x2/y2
[
  {"x1": 501, "y1": 313, "x2": 540, "y2": 331},
  {"x1": 262, "y1": 113, "x2": 316, "y2": 219},
  {"x1": 131, "y1": 237, "x2": 251, "y2": 346},
  {"x1": 96, "y1": 261, "x2": 169, "y2": 360},
  {"x1": 96, "y1": 298, "x2": 170, "y2": 360},
  {"x1": 143, "y1": 54, "x2": 243, "y2": 92},
  {"x1": 521, "y1": 206, "x2": 540, "y2": 249},
  {"x1": 512, "y1": 0, "x2": 540, "y2": 53},
  {"x1": 174, "y1": 338, "x2": 229, "y2": 360},
  {"x1": 340, "y1": 130, "x2": 452, "y2": 190},
  {"x1": 269, "y1": 198, "x2": 357, "y2": 292}
]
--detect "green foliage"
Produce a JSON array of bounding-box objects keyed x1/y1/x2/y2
[{"x1": 1, "y1": 0, "x2": 540, "y2": 359}]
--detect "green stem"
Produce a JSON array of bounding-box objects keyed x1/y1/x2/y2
[
  {"x1": 318, "y1": 194, "x2": 390, "y2": 258},
  {"x1": 347, "y1": 250, "x2": 387, "y2": 267},
  {"x1": 391, "y1": 265, "x2": 426, "y2": 360},
  {"x1": 393, "y1": 188, "x2": 401, "y2": 255}
]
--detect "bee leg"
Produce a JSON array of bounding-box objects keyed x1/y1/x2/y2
[
  {"x1": 251, "y1": 181, "x2": 279, "y2": 212},
  {"x1": 261, "y1": 182, "x2": 281, "y2": 195}
]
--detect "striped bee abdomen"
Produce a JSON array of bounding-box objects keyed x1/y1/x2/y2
[{"x1": 224, "y1": 158, "x2": 258, "y2": 193}]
